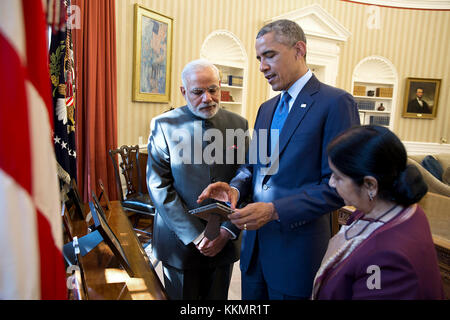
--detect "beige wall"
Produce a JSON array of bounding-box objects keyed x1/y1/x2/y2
[{"x1": 115, "y1": 0, "x2": 450, "y2": 146}]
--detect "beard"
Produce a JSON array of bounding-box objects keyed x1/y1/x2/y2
[{"x1": 186, "y1": 99, "x2": 220, "y2": 119}]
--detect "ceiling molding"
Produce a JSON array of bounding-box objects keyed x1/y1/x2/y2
[
  {"x1": 267, "y1": 4, "x2": 351, "y2": 42},
  {"x1": 343, "y1": 0, "x2": 450, "y2": 10}
]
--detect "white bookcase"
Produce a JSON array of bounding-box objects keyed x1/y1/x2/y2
[
  {"x1": 200, "y1": 30, "x2": 247, "y2": 117},
  {"x1": 352, "y1": 56, "x2": 398, "y2": 131},
  {"x1": 215, "y1": 64, "x2": 244, "y2": 114}
]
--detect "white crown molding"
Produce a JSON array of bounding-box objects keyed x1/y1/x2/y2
[
  {"x1": 348, "y1": 0, "x2": 450, "y2": 10},
  {"x1": 267, "y1": 4, "x2": 351, "y2": 42}
]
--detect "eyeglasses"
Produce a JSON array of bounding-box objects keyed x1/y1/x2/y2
[{"x1": 189, "y1": 85, "x2": 220, "y2": 96}]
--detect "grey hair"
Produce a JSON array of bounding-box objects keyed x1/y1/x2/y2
[
  {"x1": 181, "y1": 59, "x2": 220, "y2": 88},
  {"x1": 257, "y1": 19, "x2": 307, "y2": 58}
]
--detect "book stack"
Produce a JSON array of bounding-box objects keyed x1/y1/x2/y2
[
  {"x1": 228, "y1": 75, "x2": 243, "y2": 87},
  {"x1": 353, "y1": 85, "x2": 366, "y2": 96},
  {"x1": 356, "y1": 100, "x2": 375, "y2": 111},
  {"x1": 376, "y1": 87, "x2": 393, "y2": 98},
  {"x1": 369, "y1": 115, "x2": 390, "y2": 126},
  {"x1": 221, "y1": 90, "x2": 233, "y2": 102}
]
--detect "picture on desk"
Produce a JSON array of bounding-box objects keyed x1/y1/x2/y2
[{"x1": 90, "y1": 194, "x2": 135, "y2": 277}]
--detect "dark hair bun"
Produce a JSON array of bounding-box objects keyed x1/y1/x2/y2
[{"x1": 392, "y1": 165, "x2": 428, "y2": 206}]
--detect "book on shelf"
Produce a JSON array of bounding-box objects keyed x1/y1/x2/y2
[
  {"x1": 228, "y1": 75, "x2": 243, "y2": 87},
  {"x1": 376, "y1": 87, "x2": 393, "y2": 98},
  {"x1": 353, "y1": 85, "x2": 366, "y2": 96},
  {"x1": 369, "y1": 115, "x2": 390, "y2": 126},
  {"x1": 221, "y1": 90, "x2": 233, "y2": 102},
  {"x1": 356, "y1": 100, "x2": 375, "y2": 111}
]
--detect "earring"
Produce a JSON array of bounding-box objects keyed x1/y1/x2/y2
[{"x1": 368, "y1": 192, "x2": 374, "y2": 201}]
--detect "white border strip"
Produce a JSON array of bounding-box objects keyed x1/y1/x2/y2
[
  {"x1": 348, "y1": 0, "x2": 450, "y2": 10},
  {"x1": 403, "y1": 141, "x2": 450, "y2": 155}
]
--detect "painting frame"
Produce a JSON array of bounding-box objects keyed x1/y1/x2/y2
[
  {"x1": 90, "y1": 193, "x2": 135, "y2": 277},
  {"x1": 132, "y1": 4, "x2": 173, "y2": 103},
  {"x1": 402, "y1": 77, "x2": 441, "y2": 119}
]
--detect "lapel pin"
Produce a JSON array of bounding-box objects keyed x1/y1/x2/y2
[{"x1": 300, "y1": 103, "x2": 307, "y2": 108}]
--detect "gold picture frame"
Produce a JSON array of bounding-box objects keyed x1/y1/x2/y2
[
  {"x1": 402, "y1": 77, "x2": 441, "y2": 119},
  {"x1": 132, "y1": 4, "x2": 173, "y2": 103}
]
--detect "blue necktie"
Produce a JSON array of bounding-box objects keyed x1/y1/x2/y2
[{"x1": 270, "y1": 92, "x2": 291, "y2": 156}]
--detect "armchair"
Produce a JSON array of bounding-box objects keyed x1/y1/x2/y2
[
  {"x1": 109, "y1": 145, "x2": 155, "y2": 241},
  {"x1": 419, "y1": 192, "x2": 450, "y2": 299},
  {"x1": 407, "y1": 153, "x2": 450, "y2": 197}
]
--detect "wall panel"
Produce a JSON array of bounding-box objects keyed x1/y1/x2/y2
[{"x1": 115, "y1": 0, "x2": 449, "y2": 146}]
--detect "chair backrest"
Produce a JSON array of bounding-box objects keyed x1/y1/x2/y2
[{"x1": 109, "y1": 145, "x2": 144, "y2": 202}]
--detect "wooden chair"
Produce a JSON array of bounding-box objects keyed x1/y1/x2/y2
[{"x1": 109, "y1": 145, "x2": 155, "y2": 242}]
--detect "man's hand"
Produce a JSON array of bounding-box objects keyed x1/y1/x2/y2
[
  {"x1": 197, "y1": 182, "x2": 239, "y2": 209},
  {"x1": 228, "y1": 202, "x2": 278, "y2": 230},
  {"x1": 196, "y1": 228, "x2": 232, "y2": 257}
]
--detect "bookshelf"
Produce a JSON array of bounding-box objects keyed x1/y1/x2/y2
[
  {"x1": 352, "y1": 56, "x2": 398, "y2": 131},
  {"x1": 216, "y1": 64, "x2": 244, "y2": 114},
  {"x1": 200, "y1": 30, "x2": 247, "y2": 117}
]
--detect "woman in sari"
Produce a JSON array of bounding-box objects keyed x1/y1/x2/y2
[{"x1": 312, "y1": 125, "x2": 444, "y2": 300}]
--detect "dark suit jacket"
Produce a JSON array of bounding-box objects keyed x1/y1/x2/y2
[
  {"x1": 230, "y1": 75, "x2": 360, "y2": 296},
  {"x1": 147, "y1": 106, "x2": 248, "y2": 270},
  {"x1": 316, "y1": 205, "x2": 445, "y2": 299},
  {"x1": 407, "y1": 98, "x2": 431, "y2": 114}
]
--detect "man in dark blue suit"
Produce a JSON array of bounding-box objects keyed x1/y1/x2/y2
[{"x1": 198, "y1": 20, "x2": 360, "y2": 299}]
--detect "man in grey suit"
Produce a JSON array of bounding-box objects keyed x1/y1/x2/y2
[{"x1": 146, "y1": 59, "x2": 248, "y2": 300}]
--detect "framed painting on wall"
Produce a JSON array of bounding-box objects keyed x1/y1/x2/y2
[
  {"x1": 132, "y1": 4, "x2": 173, "y2": 103},
  {"x1": 402, "y1": 78, "x2": 441, "y2": 119}
]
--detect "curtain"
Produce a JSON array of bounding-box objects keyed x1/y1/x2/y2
[{"x1": 72, "y1": 0, "x2": 118, "y2": 201}]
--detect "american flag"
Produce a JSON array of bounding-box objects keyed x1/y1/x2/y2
[{"x1": 0, "y1": 0, "x2": 66, "y2": 299}]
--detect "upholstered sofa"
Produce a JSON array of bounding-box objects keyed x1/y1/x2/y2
[
  {"x1": 408, "y1": 153, "x2": 450, "y2": 197},
  {"x1": 419, "y1": 192, "x2": 450, "y2": 299},
  {"x1": 408, "y1": 153, "x2": 450, "y2": 298}
]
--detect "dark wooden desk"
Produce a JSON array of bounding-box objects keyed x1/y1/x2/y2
[{"x1": 70, "y1": 201, "x2": 167, "y2": 300}]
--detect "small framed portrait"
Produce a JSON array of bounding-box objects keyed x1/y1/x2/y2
[
  {"x1": 89, "y1": 194, "x2": 134, "y2": 277},
  {"x1": 402, "y1": 78, "x2": 441, "y2": 119},
  {"x1": 132, "y1": 4, "x2": 173, "y2": 103}
]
